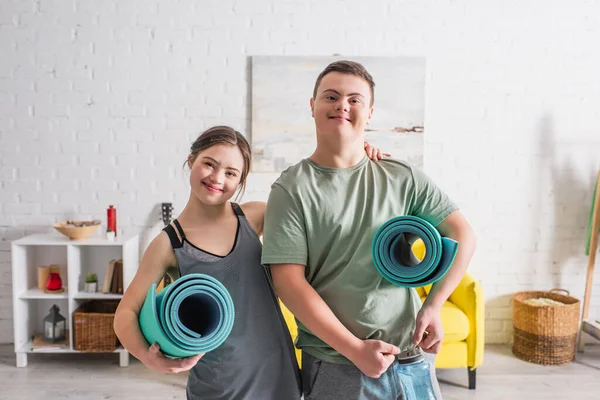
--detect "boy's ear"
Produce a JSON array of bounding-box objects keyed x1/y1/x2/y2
[
  {"x1": 309, "y1": 98, "x2": 315, "y2": 118},
  {"x1": 367, "y1": 107, "x2": 374, "y2": 124}
]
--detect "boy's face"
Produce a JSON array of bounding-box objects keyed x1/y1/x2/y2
[{"x1": 310, "y1": 72, "x2": 373, "y2": 143}]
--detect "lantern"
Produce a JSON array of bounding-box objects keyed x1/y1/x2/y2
[{"x1": 43, "y1": 305, "x2": 66, "y2": 343}]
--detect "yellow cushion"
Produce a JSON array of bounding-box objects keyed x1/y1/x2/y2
[
  {"x1": 420, "y1": 296, "x2": 470, "y2": 343},
  {"x1": 411, "y1": 238, "x2": 426, "y2": 261},
  {"x1": 280, "y1": 300, "x2": 302, "y2": 368},
  {"x1": 411, "y1": 239, "x2": 432, "y2": 295},
  {"x1": 434, "y1": 341, "x2": 468, "y2": 369}
]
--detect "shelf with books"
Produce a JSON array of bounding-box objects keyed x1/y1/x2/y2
[{"x1": 11, "y1": 233, "x2": 139, "y2": 368}]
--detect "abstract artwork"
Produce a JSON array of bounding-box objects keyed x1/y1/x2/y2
[{"x1": 251, "y1": 56, "x2": 426, "y2": 172}]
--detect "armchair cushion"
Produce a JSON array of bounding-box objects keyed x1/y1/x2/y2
[
  {"x1": 280, "y1": 300, "x2": 302, "y2": 367},
  {"x1": 420, "y1": 296, "x2": 470, "y2": 343}
]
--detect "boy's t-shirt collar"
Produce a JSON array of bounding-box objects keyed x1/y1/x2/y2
[{"x1": 305, "y1": 155, "x2": 369, "y2": 173}]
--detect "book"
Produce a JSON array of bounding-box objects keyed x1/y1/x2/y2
[
  {"x1": 31, "y1": 333, "x2": 69, "y2": 352},
  {"x1": 102, "y1": 259, "x2": 116, "y2": 294},
  {"x1": 116, "y1": 259, "x2": 123, "y2": 294},
  {"x1": 111, "y1": 259, "x2": 123, "y2": 294}
]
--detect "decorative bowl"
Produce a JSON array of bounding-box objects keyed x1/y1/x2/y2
[{"x1": 53, "y1": 220, "x2": 101, "y2": 240}]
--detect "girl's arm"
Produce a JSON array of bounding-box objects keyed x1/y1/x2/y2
[{"x1": 113, "y1": 232, "x2": 203, "y2": 373}]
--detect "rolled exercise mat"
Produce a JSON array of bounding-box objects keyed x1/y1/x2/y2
[
  {"x1": 139, "y1": 273, "x2": 235, "y2": 358},
  {"x1": 372, "y1": 216, "x2": 459, "y2": 288}
]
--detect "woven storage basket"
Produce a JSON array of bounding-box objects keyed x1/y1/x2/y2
[
  {"x1": 73, "y1": 300, "x2": 120, "y2": 352},
  {"x1": 512, "y1": 289, "x2": 580, "y2": 365}
]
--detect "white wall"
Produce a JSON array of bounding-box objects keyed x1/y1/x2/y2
[{"x1": 1, "y1": 0, "x2": 599, "y2": 344}]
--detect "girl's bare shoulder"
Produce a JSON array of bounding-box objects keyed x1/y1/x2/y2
[{"x1": 240, "y1": 201, "x2": 266, "y2": 235}]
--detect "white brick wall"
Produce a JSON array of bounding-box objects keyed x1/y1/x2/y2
[{"x1": 1, "y1": 0, "x2": 599, "y2": 344}]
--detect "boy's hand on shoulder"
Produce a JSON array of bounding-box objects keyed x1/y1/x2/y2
[
  {"x1": 143, "y1": 343, "x2": 204, "y2": 374},
  {"x1": 348, "y1": 339, "x2": 400, "y2": 379},
  {"x1": 413, "y1": 305, "x2": 444, "y2": 354}
]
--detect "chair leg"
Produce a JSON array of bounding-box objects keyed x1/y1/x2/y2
[{"x1": 468, "y1": 368, "x2": 476, "y2": 390}]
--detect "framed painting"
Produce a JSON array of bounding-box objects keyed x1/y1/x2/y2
[{"x1": 251, "y1": 56, "x2": 426, "y2": 172}]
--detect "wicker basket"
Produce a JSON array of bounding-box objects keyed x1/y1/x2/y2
[
  {"x1": 73, "y1": 300, "x2": 120, "y2": 352},
  {"x1": 512, "y1": 289, "x2": 580, "y2": 365}
]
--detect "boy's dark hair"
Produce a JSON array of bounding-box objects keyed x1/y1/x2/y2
[
  {"x1": 187, "y1": 126, "x2": 251, "y2": 199},
  {"x1": 312, "y1": 60, "x2": 375, "y2": 106}
]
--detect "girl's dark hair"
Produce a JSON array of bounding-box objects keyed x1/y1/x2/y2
[{"x1": 187, "y1": 126, "x2": 252, "y2": 199}]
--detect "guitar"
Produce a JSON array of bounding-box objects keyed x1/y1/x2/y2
[
  {"x1": 161, "y1": 202, "x2": 173, "y2": 227},
  {"x1": 156, "y1": 202, "x2": 181, "y2": 291}
]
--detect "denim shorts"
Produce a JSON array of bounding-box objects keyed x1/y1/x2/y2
[{"x1": 301, "y1": 351, "x2": 443, "y2": 400}]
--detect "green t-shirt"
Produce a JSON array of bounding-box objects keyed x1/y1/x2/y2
[{"x1": 261, "y1": 156, "x2": 457, "y2": 364}]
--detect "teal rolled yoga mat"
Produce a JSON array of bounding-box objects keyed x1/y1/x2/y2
[
  {"x1": 139, "y1": 273, "x2": 235, "y2": 358},
  {"x1": 372, "y1": 216, "x2": 459, "y2": 288}
]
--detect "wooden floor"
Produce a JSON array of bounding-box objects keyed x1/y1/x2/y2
[
  {"x1": 0, "y1": 344, "x2": 599, "y2": 399},
  {"x1": 437, "y1": 344, "x2": 600, "y2": 400}
]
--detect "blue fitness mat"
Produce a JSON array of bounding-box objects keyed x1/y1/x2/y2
[
  {"x1": 139, "y1": 273, "x2": 235, "y2": 358},
  {"x1": 372, "y1": 216, "x2": 459, "y2": 288}
]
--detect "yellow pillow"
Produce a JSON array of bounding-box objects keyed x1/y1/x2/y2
[
  {"x1": 412, "y1": 238, "x2": 433, "y2": 294},
  {"x1": 411, "y1": 238, "x2": 426, "y2": 261},
  {"x1": 279, "y1": 300, "x2": 302, "y2": 367}
]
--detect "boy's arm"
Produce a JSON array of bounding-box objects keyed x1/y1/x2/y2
[
  {"x1": 271, "y1": 263, "x2": 400, "y2": 379},
  {"x1": 425, "y1": 210, "x2": 476, "y2": 309},
  {"x1": 407, "y1": 166, "x2": 477, "y2": 353}
]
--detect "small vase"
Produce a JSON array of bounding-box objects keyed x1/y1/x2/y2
[
  {"x1": 84, "y1": 282, "x2": 97, "y2": 293},
  {"x1": 46, "y1": 272, "x2": 62, "y2": 291}
]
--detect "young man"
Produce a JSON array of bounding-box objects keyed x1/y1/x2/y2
[{"x1": 262, "y1": 60, "x2": 476, "y2": 399}]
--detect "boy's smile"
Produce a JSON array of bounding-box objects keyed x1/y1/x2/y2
[{"x1": 329, "y1": 114, "x2": 351, "y2": 122}]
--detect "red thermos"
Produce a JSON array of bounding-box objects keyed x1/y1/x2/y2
[{"x1": 107, "y1": 205, "x2": 117, "y2": 236}]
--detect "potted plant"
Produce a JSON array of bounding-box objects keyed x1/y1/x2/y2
[{"x1": 84, "y1": 273, "x2": 97, "y2": 293}]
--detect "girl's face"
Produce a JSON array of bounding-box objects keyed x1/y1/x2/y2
[{"x1": 188, "y1": 144, "x2": 245, "y2": 206}]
